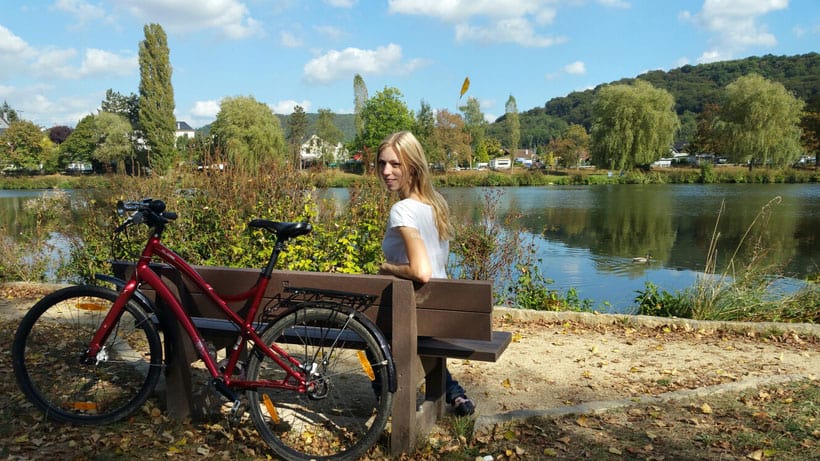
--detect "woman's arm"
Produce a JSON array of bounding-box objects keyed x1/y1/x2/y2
[{"x1": 379, "y1": 226, "x2": 432, "y2": 283}]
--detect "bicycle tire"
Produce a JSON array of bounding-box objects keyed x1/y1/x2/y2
[
  {"x1": 12, "y1": 285, "x2": 163, "y2": 425},
  {"x1": 245, "y1": 304, "x2": 394, "y2": 461}
]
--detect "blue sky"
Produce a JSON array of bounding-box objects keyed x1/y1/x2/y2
[{"x1": 2, "y1": 0, "x2": 818, "y2": 130}]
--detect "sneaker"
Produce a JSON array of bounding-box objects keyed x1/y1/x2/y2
[{"x1": 452, "y1": 395, "x2": 475, "y2": 416}]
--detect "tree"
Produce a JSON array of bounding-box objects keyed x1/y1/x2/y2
[
  {"x1": 48, "y1": 126, "x2": 73, "y2": 145},
  {"x1": 561, "y1": 124, "x2": 590, "y2": 167},
  {"x1": 59, "y1": 115, "x2": 97, "y2": 166},
  {"x1": 101, "y1": 89, "x2": 139, "y2": 127},
  {"x1": 433, "y1": 109, "x2": 471, "y2": 168},
  {"x1": 413, "y1": 100, "x2": 436, "y2": 161},
  {"x1": 94, "y1": 112, "x2": 133, "y2": 172},
  {"x1": 504, "y1": 95, "x2": 520, "y2": 155},
  {"x1": 315, "y1": 109, "x2": 344, "y2": 166},
  {"x1": 138, "y1": 23, "x2": 176, "y2": 174},
  {"x1": 353, "y1": 74, "x2": 368, "y2": 139},
  {"x1": 0, "y1": 120, "x2": 46, "y2": 172},
  {"x1": 1, "y1": 101, "x2": 20, "y2": 126},
  {"x1": 286, "y1": 105, "x2": 308, "y2": 168},
  {"x1": 460, "y1": 97, "x2": 486, "y2": 167},
  {"x1": 715, "y1": 73, "x2": 805, "y2": 167},
  {"x1": 210, "y1": 96, "x2": 286, "y2": 173},
  {"x1": 800, "y1": 111, "x2": 820, "y2": 168},
  {"x1": 357, "y1": 87, "x2": 415, "y2": 170},
  {"x1": 591, "y1": 80, "x2": 679, "y2": 170}
]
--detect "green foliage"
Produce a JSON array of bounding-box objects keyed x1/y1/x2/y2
[
  {"x1": 138, "y1": 23, "x2": 176, "y2": 175},
  {"x1": 94, "y1": 112, "x2": 133, "y2": 171},
  {"x1": 356, "y1": 87, "x2": 415, "y2": 154},
  {"x1": 591, "y1": 80, "x2": 679, "y2": 170},
  {"x1": 509, "y1": 263, "x2": 595, "y2": 312},
  {"x1": 0, "y1": 120, "x2": 55, "y2": 173},
  {"x1": 210, "y1": 96, "x2": 287, "y2": 173},
  {"x1": 716, "y1": 74, "x2": 805, "y2": 167},
  {"x1": 504, "y1": 95, "x2": 520, "y2": 152},
  {"x1": 59, "y1": 115, "x2": 98, "y2": 166},
  {"x1": 634, "y1": 281, "x2": 693, "y2": 317}
]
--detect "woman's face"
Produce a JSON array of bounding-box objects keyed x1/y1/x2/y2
[{"x1": 378, "y1": 145, "x2": 411, "y2": 197}]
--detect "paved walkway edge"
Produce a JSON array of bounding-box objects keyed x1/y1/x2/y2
[{"x1": 474, "y1": 373, "x2": 815, "y2": 435}]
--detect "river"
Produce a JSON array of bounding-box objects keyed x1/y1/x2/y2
[{"x1": 2, "y1": 184, "x2": 818, "y2": 312}]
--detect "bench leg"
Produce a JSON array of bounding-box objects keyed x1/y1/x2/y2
[
  {"x1": 422, "y1": 357, "x2": 447, "y2": 419},
  {"x1": 156, "y1": 304, "x2": 196, "y2": 420}
]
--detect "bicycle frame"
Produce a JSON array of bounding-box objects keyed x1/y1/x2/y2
[{"x1": 87, "y1": 229, "x2": 309, "y2": 394}]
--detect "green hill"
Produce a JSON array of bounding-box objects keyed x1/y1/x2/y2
[{"x1": 486, "y1": 52, "x2": 819, "y2": 150}]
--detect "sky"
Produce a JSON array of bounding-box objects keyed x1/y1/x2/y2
[{"x1": 1, "y1": 0, "x2": 818, "y2": 130}]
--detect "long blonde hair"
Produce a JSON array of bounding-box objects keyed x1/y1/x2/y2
[{"x1": 378, "y1": 131, "x2": 454, "y2": 241}]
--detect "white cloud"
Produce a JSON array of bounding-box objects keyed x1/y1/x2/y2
[
  {"x1": 389, "y1": 0, "x2": 564, "y2": 47},
  {"x1": 324, "y1": 0, "x2": 357, "y2": 7},
  {"x1": 597, "y1": 0, "x2": 630, "y2": 9},
  {"x1": 563, "y1": 61, "x2": 586, "y2": 75},
  {"x1": 78, "y1": 48, "x2": 137, "y2": 77},
  {"x1": 303, "y1": 43, "x2": 427, "y2": 84},
  {"x1": 270, "y1": 100, "x2": 312, "y2": 114},
  {"x1": 280, "y1": 31, "x2": 303, "y2": 48},
  {"x1": 455, "y1": 18, "x2": 566, "y2": 47},
  {"x1": 191, "y1": 100, "x2": 221, "y2": 118},
  {"x1": 314, "y1": 25, "x2": 346, "y2": 41},
  {"x1": 683, "y1": 0, "x2": 788, "y2": 63},
  {"x1": 114, "y1": 0, "x2": 263, "y2": 39},
  {"x1": 52, "y1": 0, "x2": 116, "y2": 28}
]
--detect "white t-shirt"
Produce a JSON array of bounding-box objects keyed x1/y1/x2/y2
[{"x1": 382, "y1": 198, "x2": 449, "y2": 279}]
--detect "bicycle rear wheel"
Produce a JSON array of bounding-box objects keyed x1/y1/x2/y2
[
  {"x1": 12, "y1": 285, "x2": 163, "y2": 425},
  {"x1": 245, "y1": 304, "x2": 393, "y2": 461}
]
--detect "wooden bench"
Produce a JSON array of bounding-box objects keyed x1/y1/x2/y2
[{"x1": 111, "y1": 262, "x2": 511, "y2": 454}]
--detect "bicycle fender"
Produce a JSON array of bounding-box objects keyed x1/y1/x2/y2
[
  {"x1": 94, "y1": 273, "x2": 157, "y2": 314},
  {"x1": 340, "y1": 306, "x2": 398, "y2": 394}
]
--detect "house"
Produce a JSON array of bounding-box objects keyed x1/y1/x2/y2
[
  {"x1": 489, "y1": 157, "x2": 511, "y2": 170},
  {"x1": 300, "y1": 134, "x2": 349, "y2": 167},
  {"x1": 175, "y1": 121, "x2": 195, "y2": 139}
]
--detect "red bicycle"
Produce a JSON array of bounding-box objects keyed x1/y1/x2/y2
[{"x1": 12, "y1": 198, "x2": 395, "y2": 461}]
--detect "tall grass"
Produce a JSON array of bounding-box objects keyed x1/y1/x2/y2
[{"x1": 636, "y1": 196, "x2": 818, "y2": 323}]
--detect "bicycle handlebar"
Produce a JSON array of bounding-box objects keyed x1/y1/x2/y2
[{"x1": 115, "y1": 198, "x2": 178, "y2": 233}]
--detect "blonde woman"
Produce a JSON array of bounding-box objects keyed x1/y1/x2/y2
[{"x1": 377, "y1": 131, "x2": 475, "y2": 416}]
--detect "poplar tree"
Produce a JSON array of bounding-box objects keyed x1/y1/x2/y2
[
  {"x1": 505, "y1": 95, "x2": 520, "y2": 156},
  {"x1": 138, "y1": 23, "x2": 176, "y2": 174},
  {"x1": 353, "y1": 74, "x2": 368, "y2": 139}
]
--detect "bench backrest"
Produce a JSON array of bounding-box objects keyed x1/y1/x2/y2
[{"x1": 112, "y1": 262, "x2": 493, "y2": 341}]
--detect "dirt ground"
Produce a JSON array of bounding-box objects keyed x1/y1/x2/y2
[
  {"x1": 449, "y1": 307, "x2": 818, "y2": 432},
  {"x1": 2, "y1": 282, "x2": 818, "y2": 433}
]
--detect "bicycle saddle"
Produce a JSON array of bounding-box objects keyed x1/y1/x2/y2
[{"x1": 248, "y1": 219, "x2": 312, "y2": 240}]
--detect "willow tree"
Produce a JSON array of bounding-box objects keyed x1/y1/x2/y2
[
  {"x1": 591, "y1": 80, "x2": 679, "y2": 170},
  {"x1": 94, "y1": 112, "x2": 134, "y2": 172},
  {"x1": 138, "y1": 23, "x2": 176, "y2": 174},
  {"x1": 210, "y1": 96, "x2": 286, "y2": 173},
  {"x1": 716, "y1": 74, "x2": 805, "y2": 167}
]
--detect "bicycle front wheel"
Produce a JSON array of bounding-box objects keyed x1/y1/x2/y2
[
  {"x1": 12, "y1": 285, "x2": 163, "y2": 425},
  {"x1": 246, "y1": 304, "x2": 393, "y2": 461}
]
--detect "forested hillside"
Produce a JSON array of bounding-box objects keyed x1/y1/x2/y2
[{"x1": 534, "y1": 52, "x2": 819, "y2": 132}]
